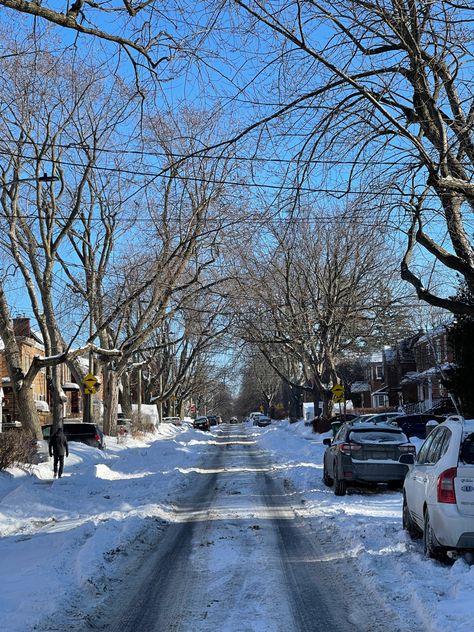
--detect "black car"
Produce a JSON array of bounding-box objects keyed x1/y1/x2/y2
[
  {"x1": 253, "y1": 415, "x2": 271, "y2": 427},
  {"x1": 323, "y1": 420, "x2": 415, "y2": 495},
  {"x1": 193, "y1": 416, "x2": 210, "y2": 431},
  {"x1": 42, "y1": 422, "x2": 106, "y2": 449},
  {"x1": 207, "y1": 415, "x2": 218, "y2": 427},
  {"x1": 393, "y1": 414, "x2": 445, "y2": 438}
]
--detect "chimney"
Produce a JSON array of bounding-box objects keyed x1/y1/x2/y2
[{"x1": 13, "y1": 317, "x2": 31, "y2": 338}]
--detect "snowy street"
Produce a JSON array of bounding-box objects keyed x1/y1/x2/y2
[{"x1": 1, "y1": 422, "x2": 474, "y2": 631}]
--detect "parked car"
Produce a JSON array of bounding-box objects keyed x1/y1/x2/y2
[
  {"x1": 363, "y1": 412, "x2": 404, "y2": 424},
  {"x1": 323, "y1": 420, "x2": 415, "y2": 495},
  {"x1": 207, "y1": 416, "x2": 218, "y2": 427},
  {"x1": 394, "y1": 413, "x2": 445, "y2": 438},
  {"x1": 401, "y1": 415, "x2": 474, "y2": 561},
  {"x1": 41, "y1": 422, "x2": 106, "y2": 450},
  {"x1": 193, "y1": 416, "x2": 210, "y2": 431},
  {"x1": 254, "y1": 415, "x2": 271, "y2": 427},
  {"x1": 162, "y1": 416, "x2": 182, "y2": 427},
  {"x1": 230, "y1": 417, "x2": 239, "y2": 424}
]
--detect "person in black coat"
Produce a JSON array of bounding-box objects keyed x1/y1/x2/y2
[{"x1": 48, "y1": 427, "x2": 69, "y2": 478}]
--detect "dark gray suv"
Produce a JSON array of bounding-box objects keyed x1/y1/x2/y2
[
  {"x1": 323, "y1": 421, "x2": 415, "y2": 495},
  {"x1": 42, "y1": 422, "x2": 106, "y2": 449}
]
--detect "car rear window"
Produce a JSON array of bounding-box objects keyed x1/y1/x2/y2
[
  {"x1": 64, "y1": 424, "x2": 95, "y2": 434},
  {"x1": 349, "y1": 430, "x2": 407, "y2": 443},
  {"x1": 460, "y1": 433, "x2": 474, "y2": 464}
]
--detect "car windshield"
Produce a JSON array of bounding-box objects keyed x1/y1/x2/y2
[{"x1": 349, "y1": 430, "x2": 407, "y2": 443}]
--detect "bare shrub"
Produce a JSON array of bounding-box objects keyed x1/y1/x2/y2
[
  {"x1": 130, "y1": 412, "x2": 155, "y2": 437},
  {"x1": 0, "y1": 430, "x2": 36, "y2": 471}
]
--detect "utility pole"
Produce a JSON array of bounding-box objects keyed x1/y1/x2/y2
[
  {"x1": 159, "y1": 371, "x2": 163, "y2": 424},
  {"x1": 137, "y1": 362, "x2": 142, "y2": 425}
]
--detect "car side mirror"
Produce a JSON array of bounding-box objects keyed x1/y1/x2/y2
[
  {"x1": 399, "y1": 453, "x2": 415, "y2": 465},
  {"x1": 322, "y1": 438, "x2": 332, "y2": 446}
]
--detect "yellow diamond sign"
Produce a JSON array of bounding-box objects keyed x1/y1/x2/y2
[
  {"x1": 83, "y1": 373, "x2": 98, "y2": 388},
  {"x1": 331, "y1": 384, "x2": 344, "y2": 397}
]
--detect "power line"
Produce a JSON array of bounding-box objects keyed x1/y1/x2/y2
[{"x1": 0, "y1": 147, "x2": 467, "y2": 198}]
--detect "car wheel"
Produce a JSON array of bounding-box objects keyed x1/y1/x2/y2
[
  {"x1": 334, "y1": 471, "x2": 347, "y2": 496},
  {"x1": 323, "y1": 464, "x2": 333, "y2": 487},
  {"x1": 402, "y1": 493, "x2": 420, "y2": 539},
  {"x1": 423, "y1": 511, "x2": 448, "y2": 562}
]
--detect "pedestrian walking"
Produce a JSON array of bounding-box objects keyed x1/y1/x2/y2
[{"x1": 48, "y1": 426, "x2": 69, "y2": 478}]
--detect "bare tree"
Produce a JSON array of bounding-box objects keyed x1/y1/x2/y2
[
  {"x1": 233, "y1": 205, "x2": 412, "y2": 418},
  {"x1": 0, "y1": 0, "x2": 210, "y2": 72},
  {"x1": 0, "y1": 41, "x2": 135, "y2": 434},
  {"x1": 211, "y1": 0, "x2": 474, "y2": 316}
]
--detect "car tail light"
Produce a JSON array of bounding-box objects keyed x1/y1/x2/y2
[
  {"x1": 437, "y1": 467, "x2": 457, "y2": 504},
  {"x1": 95, "y1": 433, "x2": 101, "y2": 443},
  {"x1": 339, "y1": 442, "x2": 362, "y2": 455},
  {"x1": 398, "y1": 443, "x2": 416, "y2": 453}
]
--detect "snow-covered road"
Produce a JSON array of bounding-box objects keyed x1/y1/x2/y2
[
  {"x1": 1, "y1": 420, "x2": 474, "y2": 631},
  {"x1": 90, "y1": 425, "x2": 394, "y2": 632}
]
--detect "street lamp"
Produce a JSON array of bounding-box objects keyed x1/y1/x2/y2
[
  {"x1": 1, "y1": 172, "x2": 60, "y2": 189},
  {"x1": 37, "y1": 172, "x2": 60, "y2": 183}
]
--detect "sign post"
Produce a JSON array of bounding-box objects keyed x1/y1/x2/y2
[
  {"x1": 82, "y1": 373, "x2": 99, "y2": 423},
  {"x1": 331, "y1": 384, "x2": 345, "y2": 418}
]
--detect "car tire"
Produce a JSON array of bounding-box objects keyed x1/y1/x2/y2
[
  {"x1": 323, "y1": 464, "x2": 333, "y2": 487},
  {"x1": 402, "y1": 494, "x2": 420, "y2": 539},
  {"x1": 334, "y1": 471, "x2": 347, "y2": 496},
  {"x1": 423, "y1": 511, "x2": 448, "y2": 562}
]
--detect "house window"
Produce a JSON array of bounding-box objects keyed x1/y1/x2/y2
[
  {"x1": 71, "y1": 390, "x2": 80, "y2": 414},
  {"x1": 375, "y1": 394, "x2": 386, "y2": 407},
  {"x1": 375, "y1": 365, "x2": 383, "y2": 380}
]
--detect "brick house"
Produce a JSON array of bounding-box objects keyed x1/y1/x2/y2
[
  {"x1": 349, "y1": 353, "x2": 388, "y2": 409},
  {"x1": 383, "y1": 333, "x2": 422, "y2": 408},
  {"x1": 0, "y1": 318, "x2": 83, "y2": 425},
  {"x1": 404, "y1": 325, "x2": 454, "y2": 413},
  {"x1": 0, "y1": 318, "x2": 49, "y2": 424}
]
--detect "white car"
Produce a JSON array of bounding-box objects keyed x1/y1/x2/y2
[{"x1": 401, "y1": 415, "x2": 474, "y2": 561}]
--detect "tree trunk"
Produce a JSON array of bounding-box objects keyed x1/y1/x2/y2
[
  {"x1": 321, "y1": 389, "x2": 333, "y2": 420},
  {"x1": 50, "y1": 364, "x2": 65, "y2": 433},
  {"x1": 0, "y1": 288, "x2": 41, "y2": 438},
  {"x1": 103, "y1": 365, "x2": 119, "y2": 436},
  {"x1": 121, "y1": 372, "x2": 133, "y2": 419}
]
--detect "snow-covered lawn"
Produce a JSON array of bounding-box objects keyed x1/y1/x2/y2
[{"x1": 0, "y1": 420, "x2": 474, "y2": 631}]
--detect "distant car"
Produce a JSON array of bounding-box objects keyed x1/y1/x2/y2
[
  {"x1": 323, "y1": 420, "x2": 415, "y2": 495},
  {"x1": 230, "y1": 417, "x2": 239, "y2": 424},
  {"x1": 401, "y1": 415, "x2": 474, "y2": 561},
  {"x1": 393, "y1": 413, "x2": 445, "y2": 438},
  {"x1": 42, "y1": 422, "x2": 106, "y2": 450},
  {"x1": 193, "y1": 416, "x2": 210, "y2": 431},
  {"x1": 254, "y1": 415, "x2": 271, "y2": 427},
  {"x1": 207, "y1": 416, "x2": 218, "y2": 427},
  {"x1": 162, "y1": 416, "x2": 182, "y2": 427}
]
